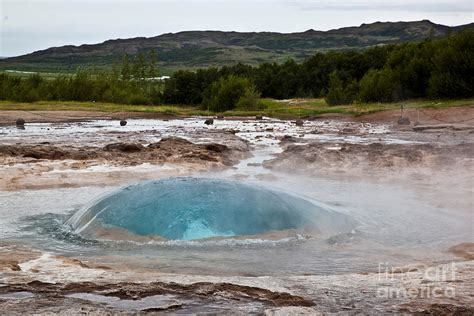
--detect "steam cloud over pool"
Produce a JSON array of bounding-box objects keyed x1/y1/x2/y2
[{"x1": 66, "y1": 177, "x2": 354, "y2": 241}]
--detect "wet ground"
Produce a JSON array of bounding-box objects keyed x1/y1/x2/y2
[{"x1": 0, "y1": 108, "x2": 473, "y2": 314}]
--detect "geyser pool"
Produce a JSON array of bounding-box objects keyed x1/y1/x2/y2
[{"x1": 67, "y1": 177, "x2": 353, "y2": 241}]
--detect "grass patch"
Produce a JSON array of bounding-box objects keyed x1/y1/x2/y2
[
  {"x1": 0, "y1": 98, "x2": 472, "y2": 119},
  {"x1": 0, "y1": 101, "x2": 195, "y2": 116}
]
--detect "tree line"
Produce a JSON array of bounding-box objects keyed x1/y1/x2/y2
[{"x1": 0, "y1": 30, "x2": 472, "y2": 109}]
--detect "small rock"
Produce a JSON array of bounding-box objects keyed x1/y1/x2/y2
[
  {"x1": 204, "y1": 118, "x2": 214, "y2": 125},
  {"x1": 295, "y1": 119, "x2": 304, "y2": 126},
  {"x1": 281, "y1": 135, "x2": 296, "y2": 142},
  {"x1": 397, "y1": 116, "x2": 411, "y2": 125},
  {"x1": 341, "y1": 128, "x2": 356, "y2": 134},
  {"x1": 255, "y1": 115, "x2": 263, "y2": 120},
  {"x1": 120, "y1": 120, "x2": 127, "y2": 126},
  {"x1": 16, "y1": 118, "x2": 25, "y2": 127}
]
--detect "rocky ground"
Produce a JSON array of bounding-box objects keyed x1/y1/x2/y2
[
  {"x1": 0, "y1": 120, "x2": 250, "y2": 190},
  {"x1": 0, "y1": 106, "x2": 473, "y2": 314},
  {"x1": 0, "y1": 243, "x2": 473, "y2": 314},
  {"x1": 264, "y1": 131, "x2": 474, "y2": 178}
]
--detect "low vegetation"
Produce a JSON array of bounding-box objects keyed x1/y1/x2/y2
[{"x1": 1, "y1": 98, "x2": 471, "y2": 119}]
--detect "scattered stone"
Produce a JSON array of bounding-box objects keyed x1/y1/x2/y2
[
  {"x1": 119, "y1": 120, "x2": 127, "y2": 126},
  {"x1": 204, "y1": 118, "x2": 214, "y2": 125},
  {"x1": 15, "y1": 118, "x2": 25, "y2": 129},
  {"x1": 295, "y1": 119, "x2": 304, "y2": 126},
  {"x1": 397, "y1": 116, "x2": 411, "y2": 125}
]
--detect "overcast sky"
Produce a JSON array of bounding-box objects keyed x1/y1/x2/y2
[{"x1": 1, "y1": 0, "x2": 473, "y2": 57}]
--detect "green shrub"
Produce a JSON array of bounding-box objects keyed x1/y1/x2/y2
[
  {"x1": 428, "y1": 31, "x2": 474, "y2": 98},
  {"x1": 358, "y1": 68, "x2": 402, "y2": 103},
  {"x1": 325, "y1": 71, "x2": 358, "y2": 105},
  {"x1": 236, "y1": 85, "x2": 266, "y2": 110},
  {"x1": 128, "y1": 94, "x2": 150, "y2": 105},
  {"x1": 202, "y1": 75, "x2": 260, "y2": 112}
]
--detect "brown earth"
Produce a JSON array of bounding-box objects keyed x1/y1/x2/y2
[
  {"x1": 0, "y1": 132, "x2": 250, "y2": 190},
  {"x1": 0, "y1": 280, "x2": 315, "y2": 307},
  {"x1": 264, "y1": 141, "x2": 474, "y2": 174},
  {"x1": 352, "y1": 105, "x2": 474, "y2": 125},
  {"x1": 0, "y1": 136, "x2": 245, "y2": 166},
  {"x1": 448, "y1": 243, "x2": 474, "y2": 260}
]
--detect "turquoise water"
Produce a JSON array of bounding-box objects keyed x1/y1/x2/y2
[
  {"x1": 1, "y1": 175, "x2": 470, "y2": 276},
  {"x1": 67, "y1": 177, "x2": 353, "y2": 241}
]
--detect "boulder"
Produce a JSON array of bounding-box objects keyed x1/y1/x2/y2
[
  {"x1": 255, "y1": 115, "x2": 263, "y2": 120},
  {"x1": 120, "y1": 120, "x2": 127, "y2": 126},
  {"x1": 204, "y1": 118, "x2": 214, "y2": 125}
]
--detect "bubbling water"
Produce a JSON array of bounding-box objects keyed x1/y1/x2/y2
[{"x1": 66, "y1": 177, "x2": 355, "y2": 241}]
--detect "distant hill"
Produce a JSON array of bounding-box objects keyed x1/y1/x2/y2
[{"x1": 1, "y1": 20, "x2": 472, "y2": 74}]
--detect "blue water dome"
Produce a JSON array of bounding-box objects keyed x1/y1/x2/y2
[{"x1": 67, "y1": 177, "x2": 354, "y2": 241}]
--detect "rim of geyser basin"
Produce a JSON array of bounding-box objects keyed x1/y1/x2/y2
[{"x1": 65, "y1": 177, "x2": 357, "y2": 243}]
